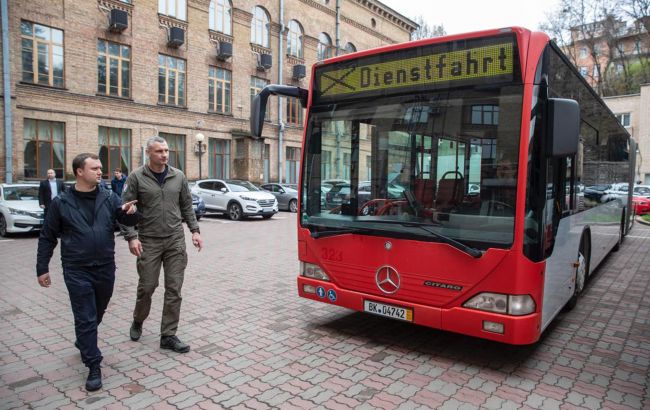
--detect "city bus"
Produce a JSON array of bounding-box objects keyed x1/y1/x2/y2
[{"x1": 251, "y1": 27, "x2": 635, "y2": 344}]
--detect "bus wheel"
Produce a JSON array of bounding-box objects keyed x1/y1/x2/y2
[
  {"x1": 566, "y1": 238, "x2": 589, "y2": 311},
  {"x1": 613, "y1": 214, "x2": 625, "y2": 251}
]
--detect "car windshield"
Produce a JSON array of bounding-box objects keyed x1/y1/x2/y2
[
  {"x1": 3, "y1": 186, "x2": 39, "y2": 201},
  {"x1": 227, "y1": 180, "x2": 259, "y2": 192},
  {"x1": 301, "y1": 86, "x2": 523, "y2": 249},
  {"x1": 281, "y1": 186, "x2": 298, "y2": 193}
]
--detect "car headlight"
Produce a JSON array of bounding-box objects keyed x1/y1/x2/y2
[
  {"x1": 240, "y1": 195, "x2": 256, "y2": 201},
  {"x1": 463, "y1": 292, "x2": 535, "y2": 316},
  {"x1": 8, "y1": 208, "x2": 35, "y2": 217},
  {"x1": 301, "y1": 262, "x2": 330, "y2": 281}
]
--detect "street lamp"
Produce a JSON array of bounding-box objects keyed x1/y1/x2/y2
[{"x1": 195, "y1": 133, "x2": 205, "y2": 180}]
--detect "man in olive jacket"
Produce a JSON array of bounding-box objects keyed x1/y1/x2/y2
[{"x1": 121, "y1": 135, "x2": 203, "y2": 353}]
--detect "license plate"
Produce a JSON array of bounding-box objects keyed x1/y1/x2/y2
[{"x1": 364, "y1": 300, "x2": 413, "y2": 322}]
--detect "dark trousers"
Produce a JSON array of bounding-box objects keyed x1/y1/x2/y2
[{"x1": 63, "y1": 264, "x2": 115, "y2": 367}]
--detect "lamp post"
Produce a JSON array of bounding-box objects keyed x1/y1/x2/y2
[{"x1": 195, "y1": 133, "x2": 205, "y2": 180}]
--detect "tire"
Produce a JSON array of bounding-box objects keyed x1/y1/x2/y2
[
  {"x1": 566, "y1": 235, "x2": 590, "y2": 311},
  {"x1": 288, "y1": 199, "x2": 297, "y2": 213},
  {"x1": 228, "y1": 202, "x2": 243, "y2": 221},
  {"x1": 0, "y1": 215, "x2": 8, "y2": 237}
]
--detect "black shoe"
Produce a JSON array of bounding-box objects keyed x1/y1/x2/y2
[
  {"x1": 85, "y1": 364, "x2": 102, "y2": 392},
  {"x1": 130, "y1": 321, "x2": 142, "y2": 341},
  {"x1": 160, "y1": 335, "x2": 190, "y2": 353}
]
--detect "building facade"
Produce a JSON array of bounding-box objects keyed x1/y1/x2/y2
[
  {"x1": 604, "y1": 83, "x2": 650, "y2": 184},
  {"x1": 0, "y1": 0, "x2": 416, "y2": 183}
]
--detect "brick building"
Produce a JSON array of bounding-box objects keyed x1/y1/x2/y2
[
  {"x1": 0, "y1": 0, "x2": 416, "y2": 183},
  {"x1": 604, "y1": 83, "x2": 650, "y2": 184}
]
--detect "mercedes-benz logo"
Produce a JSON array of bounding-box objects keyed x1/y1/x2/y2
[{"x1": 375, "y1": 265, "x2": 400, "y2": 294}]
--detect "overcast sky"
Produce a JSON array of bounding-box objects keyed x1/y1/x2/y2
[{"x1": 379, "y1": 0, "x2": 561, "y2": 35}]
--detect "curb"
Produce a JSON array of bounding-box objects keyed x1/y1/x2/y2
[{"x1": 635, "y1": 215, "x2": 650, "y2": 226}]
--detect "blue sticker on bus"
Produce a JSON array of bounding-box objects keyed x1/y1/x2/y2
[
  {"x1": 316, "y1": 286, "x2": 326, "y2": 298},
  {"x1": 327, "y1": 289, "x2": 337, "y2": 302}
]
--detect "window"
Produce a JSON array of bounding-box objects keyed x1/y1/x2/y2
[
  {"x1": 23, "y1": 119, "x2": 65, "y2": 179},
  {"x1": 21, "y1": 21, "x2": 64, "y2": 87},
  {"x1": 321, "y1": 150, "x2": 331, "y2": 179},
  {"x1": 344, "y1": 42, "x2": 356, "y2": 53},
  {"x1": 286, "y1": 147, "x2": 300, "y2": 184},
  {"x1": 98, "y1": 126, "x2": 131, "y2": 178},
  {"x1": 470, "y1": 105, "x2": 499, "y2": 125},
  {"x1": 287, "y1": 20, "x2": 303, "y2": 58},
  {"x1": 251, "y1": 76, "x2": 270, "y2": 121},
  {"x1": 579, "y1": 66, "x2": 588, "y2": 77},
  {"x1": 286, "y1": 97, "x2": 303, "y2": 126},
  {"x1": 158, "y1": 0, "x2": 186, "y2": 20},
  {"x1": 616, "y1": 113, "x2": 631, "y2": 127},
  {"x1": 209, "y1": 139, "x2": 230, "y2": 179},
  {"x1": 158, "y1": 55, "x2": 186, "y2": 106},
  {"x1": 97, "y1": 40, "x2": 130, "y2": 98},
  {"x1": 209, "y1": 0, "x2": 232, "y2": 35},
  {"x1": 159, "y1": 132, "x2": 185, "y2": 171},
  {"x1": 251, "y1": 6, "x2": 270, "y2": 48},
  {"x1": 317, "y1": 33, "x2": 332, "y2": 61},
  {"x1": 209, "y1": 67, "x2": 231, "y2": 113}
]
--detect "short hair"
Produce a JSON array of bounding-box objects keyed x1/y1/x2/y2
[
  {"x1": 114, "y1": 168, "x2": 122, "y2": 173},
  {"x1": 145, "y1": 135, "x2": 167, "y2": 150},
  {"x1": 72, "y1": 153, "x2": 99, "y2": 176}
]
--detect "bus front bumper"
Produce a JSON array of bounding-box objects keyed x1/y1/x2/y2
[{"x1": 298, "y1": 277, "x2": 541, "y2": 345}]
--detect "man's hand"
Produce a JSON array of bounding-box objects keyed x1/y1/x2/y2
[
  {"x1": 129, "y1": 238, "x2": 143, "y2": 257},
  {"x1": 192, "y1": 232, "x2": 203, "y2": 252},
  {"x1": 122, "y1": 200, "x2": 138, "y2": 215},
  {"x1": 38, "y1": 273, "x2": 51, "y2": 288}
]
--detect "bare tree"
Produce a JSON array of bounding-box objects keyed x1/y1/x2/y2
[{"x1": 410, "y1": 16, "x2": 446, "y2": 41}]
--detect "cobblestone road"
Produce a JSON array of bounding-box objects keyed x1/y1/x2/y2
[{"x1": 1, "y1": 213, "x2": 649, "y2": 409}]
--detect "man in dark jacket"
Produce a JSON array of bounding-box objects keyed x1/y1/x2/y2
[
  {"x1": 38, "y1": 168, "x2": 66, "y2": 220},
  {"x1": 111, "y1": 168, "x2": 127, "y2": 197},
  {"x1": 36, "y1": 153, "x2": 139, "y2": 392}
]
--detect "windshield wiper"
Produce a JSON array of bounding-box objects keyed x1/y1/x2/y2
[
  {"x1": 307, "y1": 224, "x2": 365, "y2": 239},
  {"x1": 367, "y1": 220, "x2": 483, "y2": 258}
]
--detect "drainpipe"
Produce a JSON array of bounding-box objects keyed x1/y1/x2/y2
[
  {"x1": 277, "y1": 0, "x2": 285, "y2": 183},
  {"x1": 2, "y1": 0, "x2": 12, "y2": 183},
  {"x1": 335, "y1": 0, "x2": 340, "y2": 56}
]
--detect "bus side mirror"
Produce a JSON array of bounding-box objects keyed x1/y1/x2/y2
[
  {"x1": 547, "y1": 98, "x2": 580, "y2": 157},
  {"x1": 251, "y1": 85, "x2": 309, "y2": 138}
]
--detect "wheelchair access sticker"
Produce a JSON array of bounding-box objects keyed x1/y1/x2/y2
[{"x1": 327, "y1": 289, "x2": 337, "y2": 302}]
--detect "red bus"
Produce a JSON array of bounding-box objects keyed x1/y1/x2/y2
[{"x1": 251, "y1": 27, "x2": 635, "y2": 344}]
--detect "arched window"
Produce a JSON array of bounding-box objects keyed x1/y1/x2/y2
[
  {"x1": 209, "y1": 0, "x2": 232, "y2": 35},
  {"x1": 317, "y1": 32, "x2": 332, "y2": 61},
  {"x1": 345, "y1": 42, "x2": 357, "y2": 53},
  {"x1": 286, "y1": 20, "x2": 303, "y2": 58},
  {"x1": 251, "y1": 6, "x2": 270, "y2": 48}
]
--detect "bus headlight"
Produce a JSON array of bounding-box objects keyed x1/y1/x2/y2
[
  {"x1": 463, "y1": 293, "x2": 535, "y2": 316},
  {"x1": 301, "y1": 262, "x2": 330, "y2": 281}
]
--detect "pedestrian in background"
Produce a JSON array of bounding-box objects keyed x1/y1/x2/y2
[
  {"x1": 111, "y1": 168, "x2": 127, "y2": 197},
  {"x1": 38, "y1": 168, "x2": 65, "y2": 220},
  {"x1": 121, "y1": 135, "x2": 203, "y2": 353},
  {"x1": 36, "y1": 153, "x2": 139, "y2": 392}
]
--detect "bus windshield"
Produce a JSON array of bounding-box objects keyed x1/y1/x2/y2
[{"x1": 301, "y1": 86, "x2": 523, "y2": 249}]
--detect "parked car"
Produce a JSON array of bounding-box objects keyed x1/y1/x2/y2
[
  {"x1": 584, "y1": 184, "x2": 612, "y2": 203},
  {"x1": 325, "y1": 182, "x2": 372, "y2": 210},
  {"x1": 260, "y1": 183, "x2": 298, "y2": 212},
  {"x1": 632, "y1": 196, "x2": 650, "y2": 215},
  {"x1": 191, "y1": 179, "x2": 278, "y2": 220},
  {"x1": 0, "y1": 184, "x2": 44, "y2": 237},
  {"x1": 192, "y1": 193, "x2": 206, "y2": 220},
  {"x1": 633, "y1": 185, "x2": 650, "y2": 197}
]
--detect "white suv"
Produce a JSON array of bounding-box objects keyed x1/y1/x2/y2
[{"x1": 191, "y1": 179, "x2": 278, "y2": 220}]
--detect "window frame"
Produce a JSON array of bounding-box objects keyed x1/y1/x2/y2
[
  {"x1": 250, "y1": 76, "x2": 270, "y2": 121},
  {"x1": 158, "y1": 54, "x2": 187, "y2": 106},
  {"x1": 209, "y1": 0, "x2": 232, "y2": 35},
  {"x1": 98, "y1": 126, "x2": 132, "y2": 178},
  {"x1": 159, "y1": 132, "x2": 186, "y2": 171},
  {"x1": 20, "y1": 20, "x2": 65, "y2": 88},
  {"x1": 209, "y1": 138, "x2": 231, "y2": 179},
  {"x1": 286, "y1": 20, "x2": 303, "y2": 58},
  {"x1": 251, "y1": 6, "x2": 270, "y2": 48},
  {"x1": 23, "y1": 118, "x2": 66, "y2": 179},
  {"x1": 158, "y1": 0, "x2": 187, "y2": 20},
  {"x1": 286, "y1": 96, "x2": 303, "y2": 126},
  {"x1": 208, "y1": 66, "x2": 232, "y2": 114},
  {"x1": 317, "y1": 33, "x2": 332, "y2": 61},
  {"x1": 97, "y1": 39, "x2": 131, "y2": 98}
]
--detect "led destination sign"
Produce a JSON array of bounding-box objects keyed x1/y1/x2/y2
[{"x1": 316, "y1": 39, "x2": 515, "y2": 101}]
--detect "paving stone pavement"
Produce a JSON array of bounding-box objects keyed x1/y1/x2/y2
[{"x1": 1, "y1": 213, "x2": 649, "y2": 409}]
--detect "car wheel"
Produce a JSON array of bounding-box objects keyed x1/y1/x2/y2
[
  {"x1": 565, "y1": 235, "x2": 589, "y2": 311},
  {"x1": 228, "y1": 202, "x2": 243, "y2": 221},
  {"x1": 289, "y1": 199, "x2": 297, "y2": 213},
  {"x1": 0, "y1": 215, "x2": 8, "y2": 237}
]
